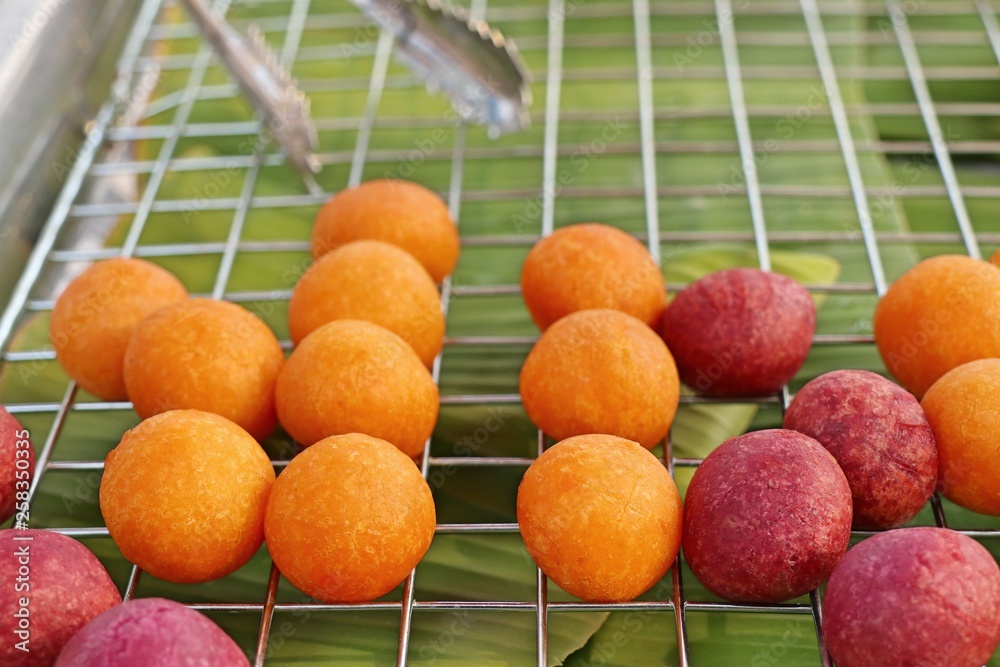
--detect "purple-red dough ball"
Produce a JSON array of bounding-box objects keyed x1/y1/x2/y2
[
  {"x1": 784, "y1": 369, "x2": 937, "y2": 529},
  {"x1": 55, "y1": 597, "x2": 248, "y2": 667},
  {"x1": 0, "y1": 529, "x2": 121, "y2": 667},
  {"x1": 823, "y1": 528, "x2": 1000, "y2": 667},
  {"x1": 1, "y1": 406, "x2": 35, "y2": 523},
  {"x1": 660, "y1": 268, "x2": 815, "y2": 397},
  {"x1": 682, "y1": 429, "x2": 852, "y2": 602}
]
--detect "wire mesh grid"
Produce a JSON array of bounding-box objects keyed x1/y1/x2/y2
[{"x1": 2, "y1": 0, "x2": 1000, "y2": 664}]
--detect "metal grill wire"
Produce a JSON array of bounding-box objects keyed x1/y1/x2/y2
[{"x1": 1, "y1": 0, "x2": 999, "y2": 665}]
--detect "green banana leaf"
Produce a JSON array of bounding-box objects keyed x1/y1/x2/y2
[{"x1": 2, "y1": 0, "x2": 999, "y2": 665}]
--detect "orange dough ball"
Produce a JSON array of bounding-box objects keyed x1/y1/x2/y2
[
  {"x1": 100, "y1": 410, "x2": 275, "y2": 583},
  {"x1": 289, "y1": 240, "x2": 444, "y2": 366},
  {"x1": 264, "y1": 433, "x2": 435, "y2": 602},
  {"x1": 521, "y1": 223, "x2": 666, "y2": 330},
  {"x1": 311, "y1": 179, "x2": 459, "y2": 283},
  {"x1": 519, "y1": 309, "x2": 680, "y2": 449},
  {"x1": 991, "y1": 248, "x2": 1000, "y2": 267},
  {"x1": 517, "y1": 434, "x2": 682, "y2": 602},
  {"x1": 123, "y1": 298, "x2": 284, "y2": 440},
  {"x1": 873, "y1": 255, "x2": 1000, "y2": 398},
  {"x1": 49, "y1": 258, "x2": 188, "y2": 400},
  {"x1": 921, "y1": 359, "x2": 1000, "y2": 515},
  {"x1": 275, "y1": 320, "x2": 439, "y2": 457}
]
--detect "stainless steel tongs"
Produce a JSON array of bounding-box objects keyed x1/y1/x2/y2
[{"x1": 179, "y1": 0, "x2": 530, "y2": 186}]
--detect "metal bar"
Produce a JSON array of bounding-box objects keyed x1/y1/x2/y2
[
  {"x1": 715, "y1": 0, "x2": 772, "y2": 270},
  {"x1": 212, "y1": 155, "x2": 264, "y2": 298},
  {"x1": 810, "y1": 589, "x2": 833, "y2": 667},
  {"x1": 213, "y1": 0, "x2": 313, "y2": 299},
  {"x1": 396, "y1": 0, "x2": 486, "y2": 657},
  {"x1": 254, "y1": 565, "x2": 282, "y2": 667},
  {"x1": 23, "y1": 384, "x2": 77, "y2": 508},
  {"x1": 63, "y1": 181, "x2": 1000, "y2": 218},
  {"x1": 122, "y1": 0, "x2": 234, "y2": 257},
  {"x1": 239, "y1": 3, "x2": 315, "y2": 662},
  {"x1": 887, "y1": 0, "x2": 981, "y2": 259},
  {"x1": 75, "y1": 137, "x2": 1000, "y2": 179},
  {"x1": 348, "y1": 31, "x2": 394, "y2": 188},
  {"x1": 978, "y1": 0, "x2": 1000, "y2": 64},
  {"x1": 632, "y1": 0, "x2": 661, "y2": 264},
  {"x1": 539, "y1": 0, "x2": 566, "y2": 237},
  {"x1": 664, "y1": 426, "x2": 691, "y2": 667},
  {"x1": 800, "y1": 0, "x2": 888, "y2": 296}
]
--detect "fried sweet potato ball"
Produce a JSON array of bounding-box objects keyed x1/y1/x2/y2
[
  {"x1": 275, "y1": 320, "x2": 439, "y2": 457},
  {"x1": 517, "y1": 434, "x2": 682, "y2": 602},
  {"x1": 520, "y1": 223, "x2": 666, "y2": 330},
  {"x1": 874, "y1": 255, "x2": 1000, "y2": 398},
  {"x1": 123, "y1": 298, "x2": 284, "y2": 441},
  {"x1": 519, "y1": 309, "x2": 680, "y2": 449},
  {"x1": 265, "y1": 433, "x2": 435, "y2": 603},
  {"x1": 49, "y1": 258, "x2": 188, "y2": 400},
  {"x1": 100, "y1": 410, "x2": 275, "y2": 584},
  {"x1": 289, "y1": 240, "x2": 444, "y2": 366},
  {"x1": 311, "y1": 179, "x2": 459, "y2": 283}
]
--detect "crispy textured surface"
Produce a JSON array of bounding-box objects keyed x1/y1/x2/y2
[
  {"x1": 660, "y1": 268, "x2": 815, "y2": 397},
  {"x1": 520, "y1": 223, "x2": 667, "y2": 330},
  {"x1": 783, "y1": 370, "x2": 937, "y2": 529},
  {"x1": 874, "y1": 255, "x2": 1000, "y2": 398},
  {"x1": 0, "y1": 406, "x2": 34, "y2": 522},
  {"x1": 517, "y1": 434, "x2": 682, "y2": 602},
  {"x1": 100, "y1": 410, "x2": 275, "y2": 584},
  {"x1": 519, "y1": 309, "x2": 679, "y2": 449},
  {"x1": 823, "y1": 528, "x2": 1000, "y2": 667},
  {"x1": 275, "y1": 320, "x2": 439, "y2": 456},
  {"x1": 921, "y1": 358, "x2": 1000, "y2": 515},
  {"x1": 55, "y1": 598, "x2": 248, "y2": 667},
  {"x1": 123, "y1": 298, "x2": 284, "y2": 440},
  {"x1": 289, "y1": 240, "x2": 444, "y2": 366},
  {"x1": 265, "y1": 433, "x2": 436, "y2": 603},
  {"x1": 682, "y1": 429, "x2": 852, "y2": 603},
  {"x1": 310, "y1": 179, "x2": 459, "y2": 283},
  {"x1": 0, "y1": 529, "x2": 121, "y2": 667},
  {"x1": 49, "y1": 258, "x2": 188, "y2": 400}
]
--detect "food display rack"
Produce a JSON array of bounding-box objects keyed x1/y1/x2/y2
[{"x1": 1, "y1": 0, "x2": 999, "y2": 665}]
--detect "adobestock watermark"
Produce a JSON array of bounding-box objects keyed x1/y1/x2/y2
[
  {"x1": 381, "y1": 68, "x2": 507, "y2": 181},
  {"x1": 716, "y1": 84, "x2": 829, "y2": 198},
  {"x1": 876, "y1": 0, "x2": 928, "y2": 40},
  {"x1": 749, "y1": 618, "x2": 811, "y2": 666},
  {"x1": 416, "y1": 611, "x2": 476, "y2": 663},
  {"x1": 677, "y1": 319, "x2": 761, "y2": 394},
  {"x1": 549, "y1": 0, "x2": 586, "y2": 21},
  {"x1": 12, "y1": 427, "x2": 32, "y2": 529},
  {"x1": 337, "y1": 0, "x2": 410, "y2": 61},
  {"x1": 247, "y1": 601, "x2": 313, "y2": 662},
  {"x1": 574, "y1": 578, "x2": 673, "y2": 667},
  {"x1": 511, "y1": 117, "x2": 628, "y2": 233},
  {"x1": 6, "y1": 0, "x2": 68, "y2": 52},
  {"x1": 10, "y1": 531, "x2": 33, "y2": 655},
  {"x1": 672, "y1": 0, "x2": 752, "y2": 72},
  {"x1": 180, "y1": 86, "x2": 321, "y2": 223},
  {"x1": 10, "y1": 428, "x2": 34, "y2": 656},
  {"x1": 842, "y1": 126, "x2": 959, "y2": 242},
  {"x1": 427, "y1": 406, "x2": 514, "y2": 490},
  {"x1": 52, "y1": 64, "x2": 162, "y2": 183}
]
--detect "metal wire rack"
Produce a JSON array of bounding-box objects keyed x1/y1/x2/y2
[{"x1": 2, "y1": 0, "x2": 1000, "y2": 664}]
